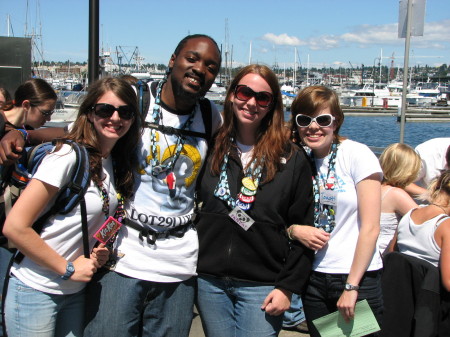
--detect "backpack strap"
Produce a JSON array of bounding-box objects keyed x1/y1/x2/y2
[
  {"x1": 141, "y1": 81, "x2": 213, "y2": 142},
  {"x1": 134, "y1": 80, "x2": 151, "y2": 121},
  {"x1": 199, "y1": 97, "x2": 212, "y2": 144}
]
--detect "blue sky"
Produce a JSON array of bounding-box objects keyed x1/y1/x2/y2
[{"x1": 1, "y1": 0, "x2": 449, "y2": 69}]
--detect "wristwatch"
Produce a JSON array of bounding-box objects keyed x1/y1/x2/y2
[
  {"x1": 344, "y1": 283, "x2": 360, "y2": 291},
  {"x1": 61, "y1": 261, "x2": 75, "y2": 280}
]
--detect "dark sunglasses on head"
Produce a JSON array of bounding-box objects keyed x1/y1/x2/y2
[
  {"x1": 234, "y1": 85, "x2": 274, "y2": 108},
  {"x1": 295, "y1": 114, "x2": 335, "y2": 128},
  {"x1": 35, "y1": 106, "x2": 54, "y2": 116},
  {"x1": 92, "y1": 103, "x2": 135, "y2": 120}
]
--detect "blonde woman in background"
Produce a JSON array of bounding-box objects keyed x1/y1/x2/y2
[{"x1": 378, "y1": 143, "x2": 420, "y2": 254}]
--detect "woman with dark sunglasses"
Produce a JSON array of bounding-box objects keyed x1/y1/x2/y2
[
  {"x1": 195, "y1": 64, "x2": 314, "y2": 336},
  {"x1": 2, "y1": 77, "x2": 141, "y2": 336},
  {"x1": 289, "y1": 85, "x2": 383, "y2": 336}
]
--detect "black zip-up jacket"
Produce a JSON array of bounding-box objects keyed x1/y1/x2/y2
[{"x1": 196, "y1": 145, "x2": 314, "y2": 294}]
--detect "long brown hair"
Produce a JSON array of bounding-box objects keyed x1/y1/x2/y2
[
  {"x1": 211, "y1": 64, "x2": 292, "y2": 183},
  {"x1": 62, "y1": 77, "x2": 142, "y2": 199}
]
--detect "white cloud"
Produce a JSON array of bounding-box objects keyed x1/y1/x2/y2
[
  {"x1": 261, "y1": 19, "x2": 449, "y2": 51},
  {"x1": 262, "y1": 33, "x2": 306, "y2": 46}
]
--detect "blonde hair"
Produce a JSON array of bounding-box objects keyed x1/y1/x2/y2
[
  {"x1": 429, "y1": 170, "x2": 450, "y2": 206},
  {"x1": 379, "y1": 143, "x2": 421, "y2": 188}
]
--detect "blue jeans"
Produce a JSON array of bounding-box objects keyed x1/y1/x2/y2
[
  {"x1": 0, "y1": 246, "x2": 13, "y2": 337},
  {"x1": 282, "y1": 294, "x2": 306, "y2": 328},
  {"x1": 84, "y1": 270, "x2": 195, "y2": 337},
  {"x1": 303, "y1": 270, "x2": 383, "y2": 337},
  {"x1": 196, "y1": 275, "x2": 283, "y2": 337},
  {"x1": 4, "y1": 276, "x2": 85, "y2": 337}
]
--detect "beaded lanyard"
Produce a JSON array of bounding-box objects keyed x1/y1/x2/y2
[
  {"x1": 148, "y1": 79, "x2": 196, "y2": 176},
  {"x1": 214, "y1": 142, "x2": 263, "y2": 211},
  {"x1": 309, "y1": 143, "x2": 339, "y2": 233},
  {"x1": 97, "y1": 184, "x2": 125, "y2": 219}
]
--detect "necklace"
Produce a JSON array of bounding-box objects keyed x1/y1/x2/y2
[
  {"x1": 148, "y1": 79, "x2": 196, "y2": 177},
  {"x1": 432, "y1": 203, "x2": 448, "y2": 214},
  {"x1": 214, "y1": 140, "x2": 264, "y2": 211},
  {"x1": 96, "y1": 182, "x2": 125, "y2": 221},
  {"x1": 307, "y1": 143, "x2": 339, "y2": 233}
]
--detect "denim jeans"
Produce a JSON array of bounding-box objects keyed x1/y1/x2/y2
[
  {"x1": 303, "y1": 270, "x2": 383, "y2": 337},
  {"x1": 4, "y1": 276, "x2": 85, "y2": 337},
  {"x1": 84, "y1": 270, "x2": 195, "y2": 337},
  {"x1": 196, "y1": 275, "x2": 283, "y2": 337},
  {"x1": 0, "y1": 246, "x2": 13, "y2": 337},
  {"x1": 282, "y1": 293, "x2": 306, "y2": 328}
]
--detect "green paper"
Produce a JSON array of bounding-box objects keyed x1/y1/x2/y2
[{"x1": 312, "y1": 299, "x2": 380, "y2": 337}]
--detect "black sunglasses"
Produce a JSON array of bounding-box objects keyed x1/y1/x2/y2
[
  {"x1": 34, "y1": 106, "x2": 54, "y2": 116},
  {"x1": 295, "y1": 114, "x2": 335, "y2": 128},
  {"x1": 92, "y1": 104, "x2": 135, "y2": 120},
  {"x1": 234, "y1": 85, "x2": 274, "y2": 108}
]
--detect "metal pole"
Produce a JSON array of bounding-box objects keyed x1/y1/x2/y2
[
  {"x1": 399, "y1": 0, "x2": 413, "y2": 143},
  {"x1": 88, "y1": 0, "x2": 99, "y2": 85}
]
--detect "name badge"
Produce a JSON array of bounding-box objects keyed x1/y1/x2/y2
[
  {"x1": 229, "y1": 206, "x2": 255, "y2": 231},
  {"x1": 93, "y1": 216, "x2": 122, "y2": 244},
  {"x1": 320, "y1": 189, "x2": 337, "y2": 207}
]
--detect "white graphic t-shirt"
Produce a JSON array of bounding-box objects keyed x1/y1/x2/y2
[{"x1": 113, "y1": 82, "x2": 222, "y2": 282}]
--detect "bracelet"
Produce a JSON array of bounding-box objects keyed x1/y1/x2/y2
[
  {"x1": 287, "y1": 225, "x2": 298, "y2": 240},
  {"x1": 12, "y1": 128, "x2": 29, "y2": 143}
]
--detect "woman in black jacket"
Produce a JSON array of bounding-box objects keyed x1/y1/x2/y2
[{"x1": 196, "y1": 64, "x2": 314, "y2": 337}]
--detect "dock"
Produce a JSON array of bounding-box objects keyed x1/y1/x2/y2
[{"x1": 341, "y1": 106, "x2": 450, "y2": 122}]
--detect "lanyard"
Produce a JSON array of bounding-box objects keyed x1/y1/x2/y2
[
  {"x1": 308, "y1": 143, "x2": 339, "y2": 233},
  {"x1": 214, "y1": 144, "x2": 263, "y2": 211},
  {"x1": 149, "y1": 80, "x2": 196, "y2": 176}
]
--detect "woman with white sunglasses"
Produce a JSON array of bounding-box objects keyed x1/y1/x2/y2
[{"x1": 289, "y1": 86, "x2": 383, "y2": 336}]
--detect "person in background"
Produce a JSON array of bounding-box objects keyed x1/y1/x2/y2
[
  {"x1": 83, "y1": 34, "x2": 222, "y2": 337},
  {"x1": 289, "y1": 86, "x2": 383, "y2": 336},
  {"x1": 1, "y1": 78, "x2": 56, "y2": 131},
  {"x1": 384, "y1": 170, "x2": 450, "y2": 335},
  {"x1": 0, "y1": 87, "x2": 11, "y2": 109},
  {"x1": 378, "y1": 143, "x2": 420, "y2": 254},
  {"x1": 3, "y1": 77, "x2": 141, "y2": 336},
  {"x1": 389, "y1": 169, "x2": 450, "y2": 283},
  {"x1": 195, "y1": 64, "x2": 314, "y2": 337},
  {"x1": 0, "y1": 78, "x2": 57, "y2": 337},
  {"x1": 405, "y1": 137, "x2": 450, "y2": 199}
]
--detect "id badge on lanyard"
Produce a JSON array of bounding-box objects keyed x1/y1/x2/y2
[
  {"x1": 320, "y1": 189, "x2": 337, "y2": 207},
  {"x1": 229, "y1": 206, "x2": 255, "y2": 231}
]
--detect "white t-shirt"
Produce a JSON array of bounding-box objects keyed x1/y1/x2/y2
[
  {"x1": 11, "y1": 144, "x2": 118, "y2": 295},
  {"x1": 313, "y1": 139, "x2": 383, "y2": 273},
  {"x1": 415, "y1": 137, "x2": 450, "y2": 188},
  {"x1": 113, "y1": 83, "x2": 222, "y2": 283}
]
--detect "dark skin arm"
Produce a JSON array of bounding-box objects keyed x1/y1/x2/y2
[{"x1": 0, "y1": 127, "x2": 65, "y2": 165}]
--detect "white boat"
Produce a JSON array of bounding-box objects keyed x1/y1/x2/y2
[
  {"x1": 205, "y1": 83, "x2": 226, "y2": 104},
  {"x1": 408, "y1": 82, "x2": 440, "y2": 105},
  {"x1": 51, "y1": 91, "x2": 86, "y2": 123},
  {"x1": 340, "y1": 83, "x2": 401, "y2": 107}
]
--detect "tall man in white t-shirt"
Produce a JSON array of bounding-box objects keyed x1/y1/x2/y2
[{"x1": 82, "y1": 34, "x2": 222, "y2": 337}]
